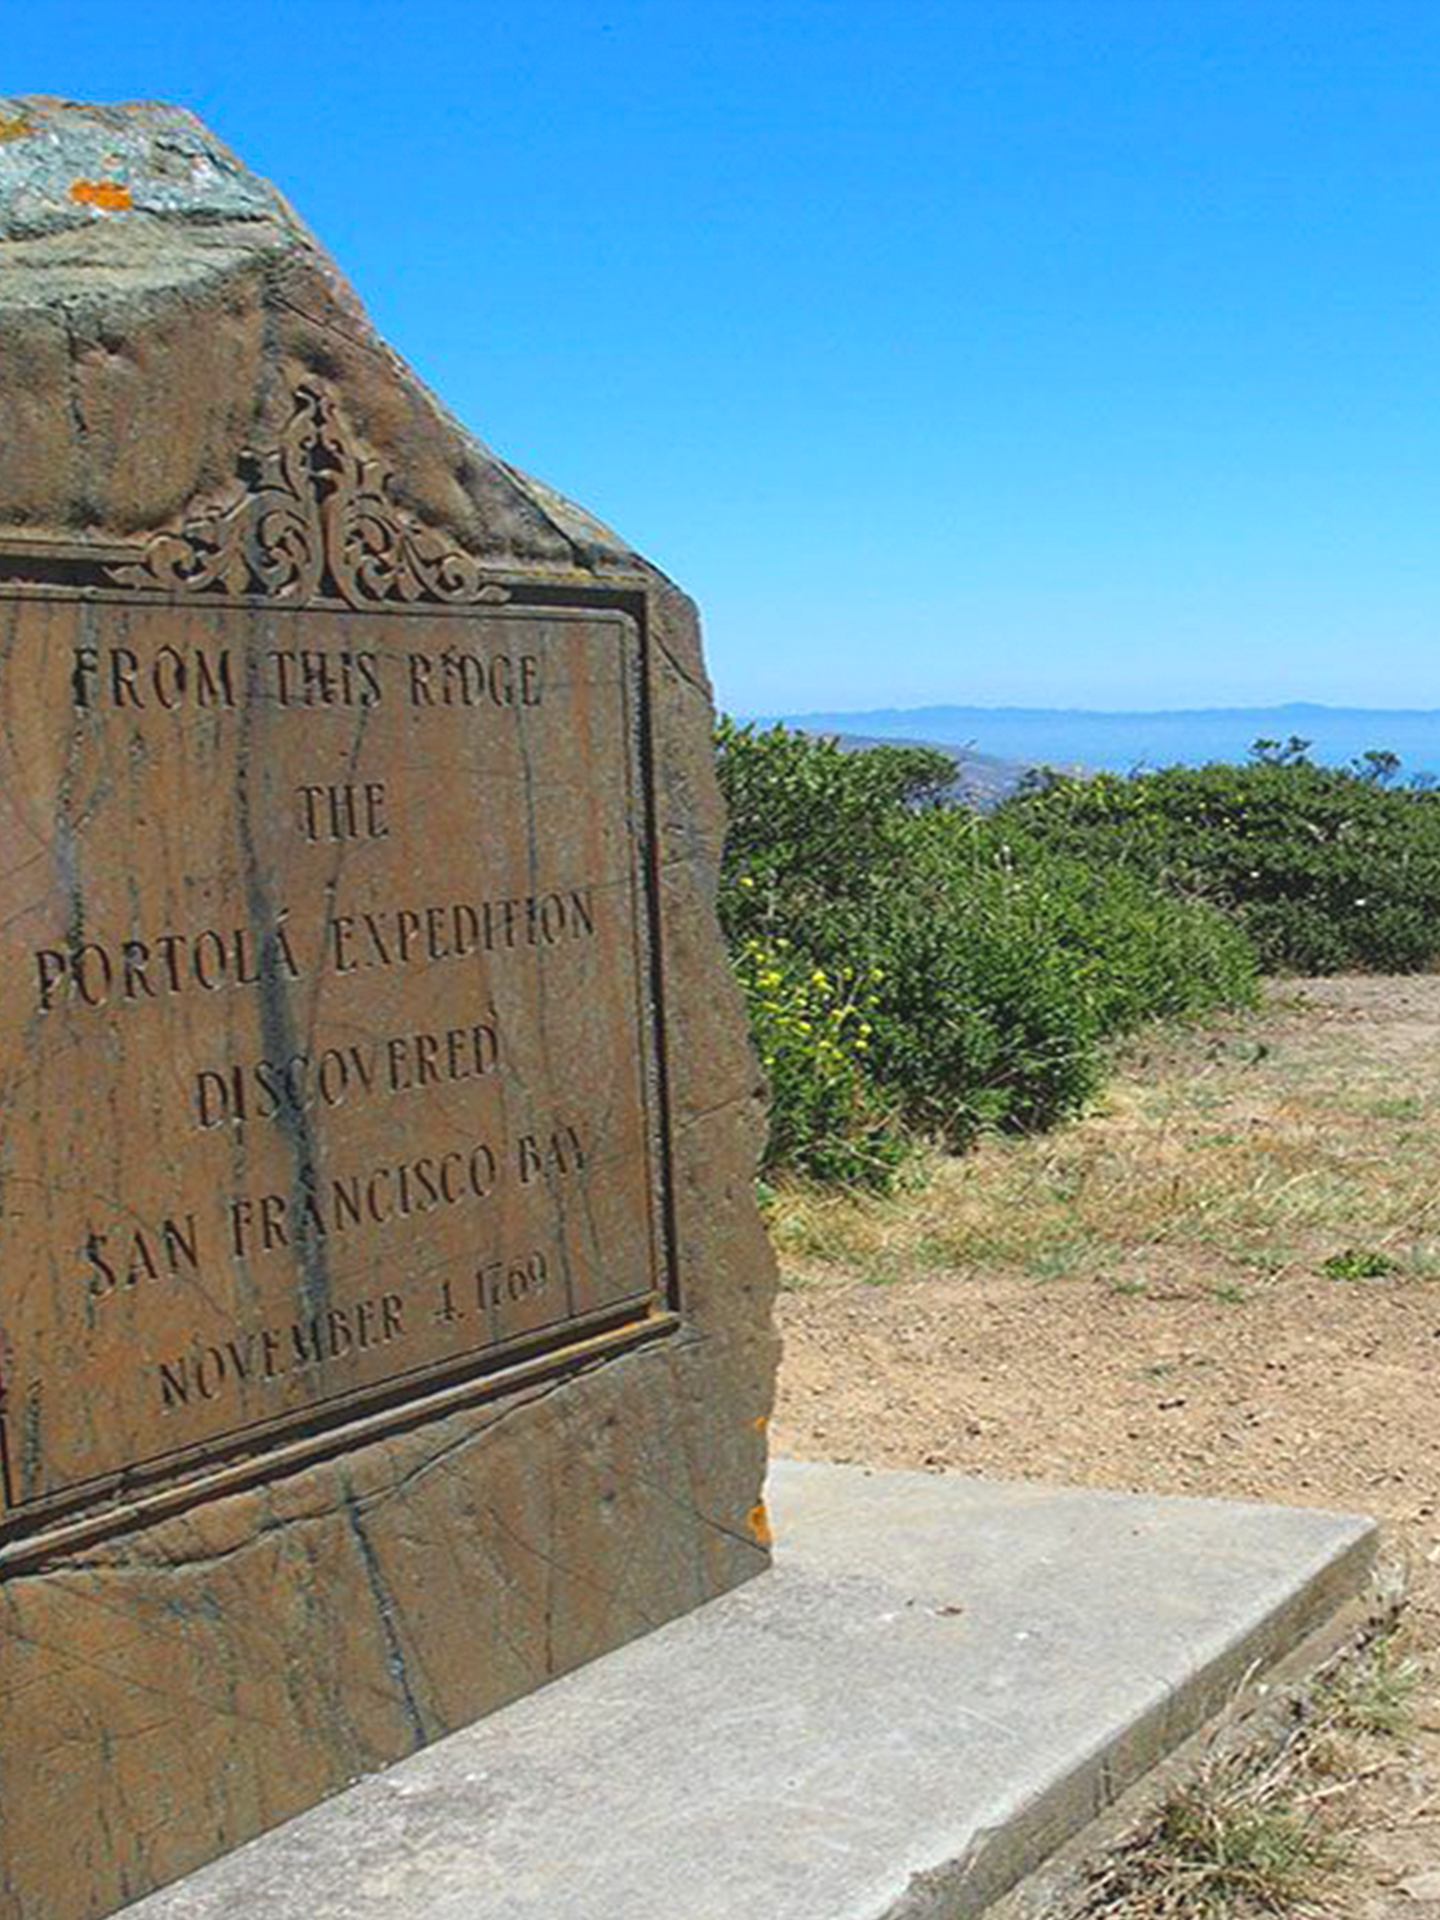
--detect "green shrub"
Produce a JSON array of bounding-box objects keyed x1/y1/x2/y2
[
  {"x1": 854, "y1": 827, "x2": 1102, "y2": 1141},
  {"x1": 998, "y1": 757, "x2": 1440, "y2": 974},
  {"x1": 853, "y1": 812, "x2": 1256, "y2": 1145},
  {"x1": 981, "y1": 822, "x2": 1261, "y2": 1036},
  {"x1": 716, "y1": 724, "x2": 1260, "y2": 1185},
  {"x1": 716, "y1": 717, "x2": 956, "y2": 939}
]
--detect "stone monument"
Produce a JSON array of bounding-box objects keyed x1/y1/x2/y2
[{"x1": 0, "y1": 98, "x2": 776, "y2": 1920}]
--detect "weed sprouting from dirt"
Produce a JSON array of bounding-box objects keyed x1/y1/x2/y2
[
  {"x1": 1208, "y1": 1281, "x2": 1249, "y2": 1304},
  {"x1": 1059, "y1": 1621, "x2": 1417, "y2": 1920},
  {"x1": 1143, "y1": 1786, "x2": 1334, "y2": 1913},
  {"x1": 1321, "y1": 1248, "x2": 1402, "y2": 1282},
  {"x1": 1312, "y1": 1629, "x2": 1419, "y2": 1741}
]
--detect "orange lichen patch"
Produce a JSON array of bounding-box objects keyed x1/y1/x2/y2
[
  {"x1": 753, "y1": 1413, "x2": 768, "y2": 1432},
  {"x1": 68, "y1": 178, "x2": 132, "y2": 211},
  {"x1": 0, "y1": 113, "x2": 33, "y2": 143},
  {"x1": 746, "y1": 1499, "x2": 773, "y2": 1547}
]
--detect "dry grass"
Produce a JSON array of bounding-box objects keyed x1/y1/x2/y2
[
  {"x1": 768, "y1": 1002, "x2": 1440, "y2": 1296},
  {"x1": 1064, "y1": 1627, "x2": 1418, "y2": 1919}
]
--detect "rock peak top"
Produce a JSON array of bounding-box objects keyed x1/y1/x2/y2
[{"x1": 0, "y1": 96, "x2": 298, "y2": 240}]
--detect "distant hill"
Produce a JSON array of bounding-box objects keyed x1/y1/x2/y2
[
  {"x1": 799, "y1": 731, "x2": 1047, "y2": 808},
  {"x1": 762, "y1": 702, "x2": 1440, "y2": 781}
]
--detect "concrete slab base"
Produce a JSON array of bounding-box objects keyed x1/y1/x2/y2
[{"x1": 126, "y1": 1461, "x2": 1376, "y2": 1920}]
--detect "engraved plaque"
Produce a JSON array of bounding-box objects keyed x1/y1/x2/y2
[{"x1": 0, "y1": 414, "x2": 672, "y2": 1538}]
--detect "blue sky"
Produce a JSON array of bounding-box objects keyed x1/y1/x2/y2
[{"x1": 8, "y1": 1, "x2": 1438, "y2": 714}]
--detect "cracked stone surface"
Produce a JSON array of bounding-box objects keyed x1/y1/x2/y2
[{"x1": 0, "y1": 97, "x2": 777, "y2": 1920}]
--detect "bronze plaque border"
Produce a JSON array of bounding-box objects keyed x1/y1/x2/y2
[{"x1": 0, "y1": 565, "x2": 681, "y2": 1567}]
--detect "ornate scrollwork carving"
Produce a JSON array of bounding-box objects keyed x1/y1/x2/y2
[{"x1": 108, "y1": 386, "x2": 510, "y2": 609}]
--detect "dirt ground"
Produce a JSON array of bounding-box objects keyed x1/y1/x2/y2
[{"x1": 771, "y1": 977, "x2": 1440, "y2": 1915}]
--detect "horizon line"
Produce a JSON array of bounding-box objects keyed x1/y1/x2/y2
[{"x1": 745, "y1": 699, "x2": 1440, "y2": 721}]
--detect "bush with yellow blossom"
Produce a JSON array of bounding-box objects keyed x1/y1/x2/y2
[{"x1": 733, "y1": 936, "x2": 907, "y2": 1189}]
